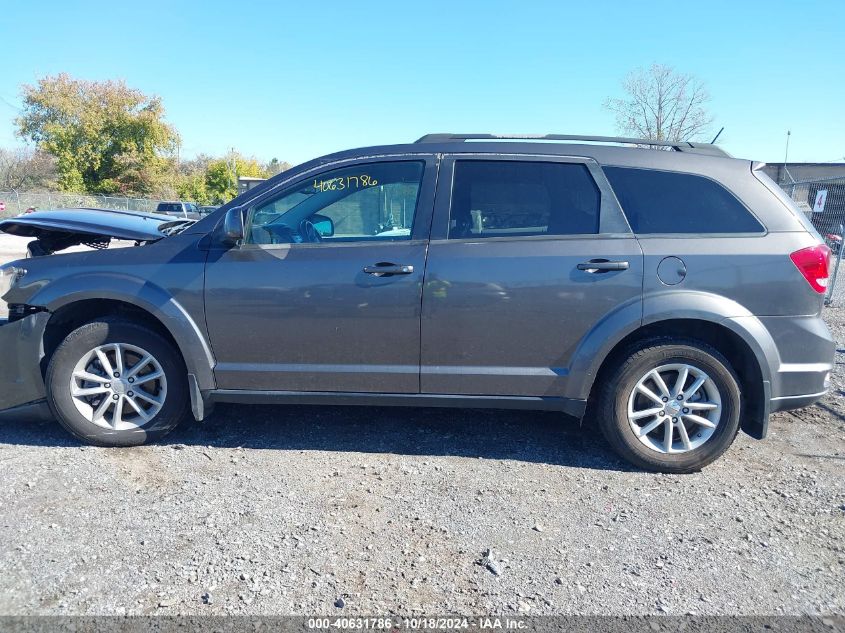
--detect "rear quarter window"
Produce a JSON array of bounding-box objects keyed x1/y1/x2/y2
[
  {"x1": 752, "y1": 169, "x2": 821, "y2": 238},
  {"x1": 603, "y1": 166, "x2": 764, "y2": 234}
]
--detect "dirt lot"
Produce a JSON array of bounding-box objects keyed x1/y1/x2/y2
[{"x1": 0, "y1": 236, "x2": 843, "y2": 617}]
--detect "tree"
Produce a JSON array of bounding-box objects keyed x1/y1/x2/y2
[
  {"x1": 172, "y1": 152, "x2": 281, "y2": 205},
  {"x1": 265, "y1": 157, "x2": 291, "y2": 177},
  {"x1": 16, "y1": 73, "x2": 179, "y2": 195},
  {"x1": 174, "y1": 154, "x2": 213, "y2": 204},
  {"x1": 204, "y1": 153, "x2": 268, "y2": 203},
  {"x1": 604, "y1": 64, "x2": 714, "y2": 143},
  {"x1": 0, "y1": 147, "x2": 57, "y2": 191}
]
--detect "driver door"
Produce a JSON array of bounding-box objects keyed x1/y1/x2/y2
[{"x1": 204, "y1": 156, "x2": 437, "y2": 393}]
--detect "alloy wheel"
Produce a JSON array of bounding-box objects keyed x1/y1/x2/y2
[
  {"x1": 69, "y1": 343, "x2": 167, "y2": 430},
  {"x1": 626, "y1": 363, "x2": 722, "y2": 454}
]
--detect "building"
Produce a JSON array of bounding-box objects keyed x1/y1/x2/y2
[{"x1": 238, "y1": 176, "x2": 267, "y2": 195}]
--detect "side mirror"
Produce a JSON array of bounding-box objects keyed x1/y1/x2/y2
[
  {"x1": 222, "y1": 208, "x2": 245, "y2": 244},
  {"x1": 311, "y1": 213, "x2": 334, "y2": 237}
]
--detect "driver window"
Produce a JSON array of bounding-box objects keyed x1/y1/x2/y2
[{"x1": 246, "y1": 161, "x2": 424, "y2": 245}]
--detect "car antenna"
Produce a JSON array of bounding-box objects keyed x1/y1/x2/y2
[{"x1": 711, "y1": 127, "x2": 725, "y2": 144}]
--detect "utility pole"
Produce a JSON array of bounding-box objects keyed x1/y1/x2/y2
[
  {"x1": 782, "y1": 131, "x2": 794, "y2": 185},
  {"x1": 230, "y1": 148, "x2": 237, "y2": 196},
  {"x1": 783, "y1": 130, "x2": 791, "y2": 165}
]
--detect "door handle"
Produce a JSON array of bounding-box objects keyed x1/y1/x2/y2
[
  {"x1": 363, "y1": 263, "x2": 415, "y2": 276},
  {"x1": 577, "y1": 260, "x2": 629, "y2": 272}
]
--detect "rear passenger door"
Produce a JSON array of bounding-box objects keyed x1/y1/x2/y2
[{"x1": 420, "y1": 155, "x2": 643, "y2": 398}]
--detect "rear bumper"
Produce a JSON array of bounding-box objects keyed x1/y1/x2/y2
[
  {"x1": 770, "y1": 389, "x2": 829, "y2": 413},
  {"x1": 760, "y1": 314, "x2": 834, "y2": 405},
  {"x1": 0, "y1": 313, "x2": 49, "y2": 413},
  {"x1": 729, "y1": 313, "x2": 833, "y2": 439}
]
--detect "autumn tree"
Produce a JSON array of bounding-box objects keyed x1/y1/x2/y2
[
  {"x1": 16, "y1": 73, "x2": 179, "y2": 195},
  {"x1": 0, "y1": 147, "x2": 57, "y2": 191},
  {"x1": 204, "y1": 153, "x2": 268, "y2": 203},
  {"x1": 174, "y1": 154, "x2": 213, "y2": 204},
  {"x1": 604, "y1": 64, "x2": 714, "y2": 142}
]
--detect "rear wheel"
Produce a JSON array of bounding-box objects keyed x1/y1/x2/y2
[
  {"x1": 595, "y1": 339, "x2": 741, "y2": 473},
  {"x1": 46, "y1": 318, "x2": 189, "y2": 446}
]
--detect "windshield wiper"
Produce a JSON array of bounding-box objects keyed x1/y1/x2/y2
[{"x1": 158, "y1": 219, "x2": 196, "y2": 236}]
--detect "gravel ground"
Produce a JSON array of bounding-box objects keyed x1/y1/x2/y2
[
  {"x1": 0, "y1": 236, "x2": 843, "y2": 617},
  {"x1": 0, "y1": 342, "x2": 843, "y2": 616}
]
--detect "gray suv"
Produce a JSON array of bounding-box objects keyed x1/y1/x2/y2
[{"x1": 0, "y1": 134, "x2": 835, "y2": 473}]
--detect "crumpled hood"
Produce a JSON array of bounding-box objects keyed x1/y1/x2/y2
[{"x1": 0, "y1": 208, "x2": 178, "y2": 242}]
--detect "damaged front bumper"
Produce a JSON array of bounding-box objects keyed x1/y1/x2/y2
[{"x1": 0, "y1": 312, "x2": 50, "y2": 413}]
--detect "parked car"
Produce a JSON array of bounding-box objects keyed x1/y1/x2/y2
[
  {"x1": 198, "y1": 205, "x2": 219, "y2": 216},
  {"x1": 156, "y1": 201, "x2": 201, "y2": 220},
  {"x1": 0, "y1": 133, "x2": 834, "y2": 473}
]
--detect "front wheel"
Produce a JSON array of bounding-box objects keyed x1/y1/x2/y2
[
  {"x1": 46, "y1": 318, "x2": 189, "y2": 446},
  {"x1": 595, "y1": 339, "x2": 742, "y2": 473}
]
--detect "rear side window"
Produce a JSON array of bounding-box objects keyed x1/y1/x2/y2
[
  {"x1": 603, "y1": 166, "x2": 764, "y2": 234},
  {"x1": 448, "y1": 161, "x2": 600, "y2": 239},
  {"x1": 157, "y1": 203, "x2": 182, "y2": 213},
  {"x1": 753, "y1": 169, "x2": 820, "y2": 238}
]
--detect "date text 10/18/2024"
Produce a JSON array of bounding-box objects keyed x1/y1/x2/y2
[{"x1": 307, "y1": 617, "x2": 528, "y2": 630}]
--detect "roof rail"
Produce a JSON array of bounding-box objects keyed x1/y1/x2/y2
[{"x1": 414, "y1": 133, "x2": 731, "y2": 158}]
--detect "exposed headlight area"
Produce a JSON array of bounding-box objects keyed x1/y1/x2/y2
[
  {"x1": 6, "y1": 304, "x2": 45, "y2": 323},
  {"x1": 0, "y1": 265, "x2": 27, "y2": 310}
]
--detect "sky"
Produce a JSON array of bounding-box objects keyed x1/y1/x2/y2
[{"x1": 0, "y1": 0, "x2": 843, "y2": 166}]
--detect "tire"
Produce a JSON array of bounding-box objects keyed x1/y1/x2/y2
[
  {"x1": 46, "y1": 318, "x2": 189, "y2": 447},
  {"x1": 595, "y1": 338, "x2": 742, "y2": 473}
]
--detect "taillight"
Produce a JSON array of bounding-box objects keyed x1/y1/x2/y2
[{"x1": 790, "y1": 244, "x2": 831, "y2": 293}]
